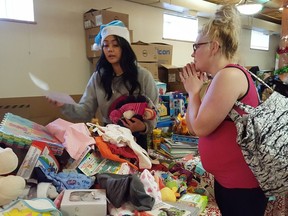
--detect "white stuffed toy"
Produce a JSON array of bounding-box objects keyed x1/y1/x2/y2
[
  {"x1": 0, "y1": 147, "x2": 26, "y2": 206},
  {"x1": 37, "y1": 182, "x2": 59, "y2": 199}
]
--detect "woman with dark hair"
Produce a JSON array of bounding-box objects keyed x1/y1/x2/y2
[{"x1": 49, "y1": 20, "x2": 158, "y2": 150}]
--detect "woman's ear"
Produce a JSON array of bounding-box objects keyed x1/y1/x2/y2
[{"x1": 211, "y1": 40, "x2": 221, "y2": 55}]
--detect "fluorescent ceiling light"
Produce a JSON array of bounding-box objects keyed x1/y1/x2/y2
[{"x1": 237, "y1": 4, "x2": 263, "y2": 15}]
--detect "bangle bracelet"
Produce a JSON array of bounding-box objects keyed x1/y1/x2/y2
[{"x1": 140, "y1": 123, "x2": 148, "y2": 134}]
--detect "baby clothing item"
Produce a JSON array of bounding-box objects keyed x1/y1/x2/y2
[
  {"x1": 37, "y1": 167, "x2": 95, "y2": 193},
  {"x1": 46, "y1": 118, "x2": 72, "y2": 143},
  {"x1": 94, "y1": 136, "x2": 138, "y2": 171},
  {"x1": 0, "y1": 198, "x2": 61, "y2": 216},
  {"x1": 96, "y1": 173, "x2": 155, "y2": 211},
  {"x1": 140, "y1": 169, "x2": 162, "y2": 205},
  {"x1": 95, "y1": 124, "x2": 152, "y2": 169},
  {"x1": 46, "y1": 118, "x2": 95, "y2": 160},
  {"x1": 108, "y1": 202, "x2": 135, "y2": 216},
  {"x1": 107, "y1": 143, "x2": 139, "y2": 163}
]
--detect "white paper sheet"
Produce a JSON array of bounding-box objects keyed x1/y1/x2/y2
[{"x1": 29, "y1": 72, "x2": 76, "y2": 105}]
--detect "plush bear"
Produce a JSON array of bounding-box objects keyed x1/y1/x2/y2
[{"x1": 0, "y1": 147, "x2": 26, "y2": 206}]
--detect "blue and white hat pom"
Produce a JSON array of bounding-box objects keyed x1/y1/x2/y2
[{"x1": 92, "y1": 20, "x2": 130, "y2": 51}]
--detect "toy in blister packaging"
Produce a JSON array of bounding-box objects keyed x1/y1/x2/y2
[
  {"x1": 172, "y1": 92, "x2": 186, "y2": 116},
  {"x1": 172, "y1": 113, "x2": 189, "y2": 135}
]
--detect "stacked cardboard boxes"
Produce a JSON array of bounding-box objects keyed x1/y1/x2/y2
[
  {"x1": 151, "y1": 43, "x2": 185, "y2": 92},
  {"x1": 151, "y1": 43, "x2": 173, "y2": 66},
  {"x1": 131, "y1": 41, "x2": 158, "y2": 80},
  {"x1": 131, "y1": 42, "x2": 174, "y2": 82}
]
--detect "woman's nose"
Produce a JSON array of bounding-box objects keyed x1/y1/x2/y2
[{"x1": 107, "y1": 45, "x2": 113, "y2": 51}]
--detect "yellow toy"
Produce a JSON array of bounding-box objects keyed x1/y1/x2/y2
[
  {"x1": 0, "y1": 147, "x2": 26, "y2": 206},
  {"x1": 172, "y1": 113, "x2": 190, "y2": 135},
  {"x1": 160, "y1": 187, "x2": 177, "y2": 202}
]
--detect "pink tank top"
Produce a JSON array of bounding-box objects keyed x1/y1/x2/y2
[{"x1": 198, "y1": 64, "x2": 260, "y2": 188}]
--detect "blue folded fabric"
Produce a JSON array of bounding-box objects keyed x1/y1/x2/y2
[{"x1": 37, "y1": 167, "x2": 95, "y2": 193}]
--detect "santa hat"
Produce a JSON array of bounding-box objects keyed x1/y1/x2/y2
[{"x1": 92, "y1": 20, "x2": 130, "y2": 51}]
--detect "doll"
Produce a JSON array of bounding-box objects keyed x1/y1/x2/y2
[{"x1": 109, "y1": 95, "x2": 156, "y2": 126}]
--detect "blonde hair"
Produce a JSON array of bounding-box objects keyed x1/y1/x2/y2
[{"x1": 199, "y1": 4, "x2": 241, "y2": 60}]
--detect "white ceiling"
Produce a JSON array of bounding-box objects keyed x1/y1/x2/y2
[{"x1": 124, "y1": 0, "x2": 281, "y2": 34}]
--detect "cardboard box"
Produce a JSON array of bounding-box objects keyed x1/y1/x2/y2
[
  {"x1": 85, "y1": 27, "x2": 102, "y2": 58},
  {"x1": 151, "y1": 43, "x2": 173, "y2": 65},
  {"x1": 139, "y1": 62, "x2": 158, "y2": 80},
  {"x1": 85, "y1": 28, "x2": 133, "y2": 59},
  {"x1": 60, "y1": 189, "x2": 107, "y2": 216},
  {"x1": 169, "y1": 83, "x2": 186, "y2": 93},
  {"x1": 178, "y1": 193, "x2": 208, "y2": 213},
  {"x1": 83, "y1": 9, "x2": 129, "y2": 29},
  {"x1": 0, "y1": 95, "x2": 82, "y2": 127},
  {"x1": 158, "y1": 64, "x2": 186, "y2": 92},
  {"x1": 131, "y1": 41, "x2": 158, "y2": 62}
]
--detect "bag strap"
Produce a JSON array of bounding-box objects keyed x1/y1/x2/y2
[
  {"x1": 234, "y1": 100, "x2": 255, "y2": 113},
  {"x1": 226, "y1": 64, "x2": 273, "y2": 91},
  {"x1": 225, "y1": 64, "x2": 260, "y2": 116},
  {"x1": 229, "y1": 108, "x2": 241, "y2": 122},
  {"x1": 245, "y1": 69, "x2": 274, "y2": 91}
]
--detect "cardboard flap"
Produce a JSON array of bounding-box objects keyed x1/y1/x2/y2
[
  {"x1": 132, "y1": 41, "x2": 150, "y2": 45},
  {"x1": 159, "y1": 64, "x2": 181, "y2": 69}
]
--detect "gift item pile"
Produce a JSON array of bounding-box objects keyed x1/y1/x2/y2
[{"x1": 0, "y1": 112, "x2": 210, "y2": 216}]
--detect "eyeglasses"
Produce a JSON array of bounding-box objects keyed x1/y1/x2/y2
[{"x1": 193, "y1": 41, "x2": 212, "y2": 52}]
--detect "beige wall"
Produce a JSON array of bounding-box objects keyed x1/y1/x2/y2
[
  {"x1": 0, "y1": 0, "x2": 280, "y2": 98},
  {"x1": 238, "y1": 28, "x2": 279, "y2": 69}
]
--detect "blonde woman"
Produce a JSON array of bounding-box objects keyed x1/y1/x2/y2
[{"x1": 180, "y1": 5, "x2": 268, "y2": 216}]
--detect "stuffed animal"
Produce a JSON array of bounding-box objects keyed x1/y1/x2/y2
[
  {"x1": 160, "y1": 187, "x2": 177, "y2": 202},
  {"x1": 0, "y1": 147, "x2": 26, "y2": 206},
  {"x1": 21, "y1": 182, "x2": 59, "y2": 200},
  {"x1": 109, "y1": 95, "x2": 156, "y2": 125},
  {"x1": 110, "y1": 105, "x2": 156, "y2": 124},
  {"x1": 37, "y1": 182, "x2": 59, "y2": 199}
]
